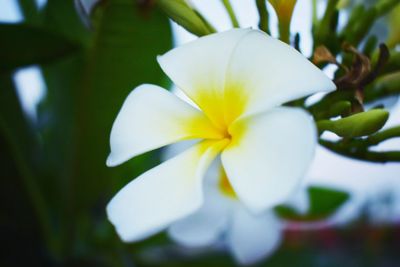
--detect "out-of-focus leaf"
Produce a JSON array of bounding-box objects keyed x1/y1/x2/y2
[
  {"x1": 36, "y1": 0, "x2": 172, "y2": 259},
  {"x1": 275, "y1": 186, "x2": 350, "y2": 221},
  {"x1": 43, "y1": 0, "x2": 91, "y2": 45},
  {"x1": 74, "y1": 0, "x2": 172, "y2": 209},
  {"x1": 17, "y1": 0, "x2": 40, "y2": 23},
  {"x1": 0, "y1": 23, "x2": 79, "y2": 72},
  {"x1": 0, "y1": 72, "x2": 59, "y2": 259}
]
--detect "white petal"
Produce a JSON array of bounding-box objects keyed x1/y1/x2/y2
[
  {"x1": 107, "y1": 84, "x2": 222, "y2": 166},
  {"x1": 168, "y1": 183, "x2": 230, "y2": 247},
  {"x1": 222, "y1": 107, "x2": 317, "y2": 213},
  {"x1": 107, "y1": 139, "x2": 228, "y2": 242},
  {"x1": 283, "y1": 186, "x2": 310, "y2": 215},
  {"x1": 228, "y1": 207, "x2": 283, "y2": 265},
  {"x1": 226, "y1": 30, "x2": 336, "y2": 117},
  {"x1": 157, "y1": 28, "x2": 251, "y2": 126}
]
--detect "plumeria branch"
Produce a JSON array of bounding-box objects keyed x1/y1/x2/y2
[
  {"x1": 367, "y1": 126, "x2": 400, "y2": 146},
  {"x1": 320, "y1": 139, "x2": 400, "y2": 163}
]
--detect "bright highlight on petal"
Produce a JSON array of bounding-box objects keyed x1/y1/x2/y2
[
  {"x1": 107, "y1": 139, "x2": 229, "y2": 242},
  {"x1": 107, "y1": 84, "x2": 223, "y2": 167},
  {"x1": 222, "y1": 107, "x2": 317, "y2": 213}
]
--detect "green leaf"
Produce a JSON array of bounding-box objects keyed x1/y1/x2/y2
[
  {"x1": 317, "y1": 109, "x2": 389, "y2": 138},
  {"x1": 25, "y1": 0, "x2": 173, "y2": 258},
  {"x1": 275, "y1": 186, "x2": 350, "y2": 221},
  {"x1": 0, "y1": 72, "x2": 57, "y2": 256},
  {"x1": 0, "y1": 23, "x2": 79, "y2": 72},
  {"x1": 32, "y1": 0, "x2": 172, "y2": 257}
]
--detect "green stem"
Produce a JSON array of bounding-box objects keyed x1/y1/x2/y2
[
  {"x1": 255, "y1": 0, "x2": 270, "y2": 34},
  {"x1": 312, "y1": 0, "x2": 318, "y2": 27},
  {"x1": 320, "y1": 139, "x2": 400, "y2": 163},
  {"x1": 221, "y1": 0, "x2": 239, "y2": 27},
  {"x1": 193, "y1": 10, "x2": 217, "y2": 33},
  {"x1": 367, "y1": 126, "x2": 400, "y2": 145},
  {"x1": 278, "y1": 20, "x2": 290, "y2": 44}
]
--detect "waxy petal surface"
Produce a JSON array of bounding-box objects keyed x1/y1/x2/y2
[
  {"x1": 107, "y1": 84, "x2": 222, "y2": 167},
  {"x1": 157, "y1": 28, "x2": 251, "y2": 128},
  {"x1": 228, "y1": 207, "x2": 283, "y2": 265},
  {"x1": 168, "y1": 184, "x2": 230, "y2": 247},
  {"x1": 107, "y1": 139, "x2": 229, "y2": 242},
  {"x1": 222, "y1": 107, "x2": 316, "y2": 213},
  {"x1": 225, "y1": 30, "x2": 336, "y2": 118}
]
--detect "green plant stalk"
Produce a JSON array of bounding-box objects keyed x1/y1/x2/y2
[
  {"x1": 314, "y1": 0, "x2": 339, "y2": 47},
  {"x1": 193, "y1": 10, "x2": 217, "y2": 33},
  {"x1": 255, "y1": 0, "x2": 270, "y2": 34},
  {"x1": 312, "y1": 0, "x2": 318, "y2": 27},
  {"x1": 382, "y1": 50, "x2": 400, "y2": 74},
  {"x1": 367, "y1": 126, "x2": 400, "y2": 145},
  {"x1": 221, "y1": 0, "x2": 239, "y2": 27},
  {"x1": 341, "y1": 0, "x2": 399, "y2": 47},
  {"x1": 320, "y1": 139, "x2": 400, "y2": 163},
  {"x1": 278, "y1": 19, "x2": 290, "y2": 44},
  {"x1": 365, "y1": 71, "x2": 400, "y2": 102}
]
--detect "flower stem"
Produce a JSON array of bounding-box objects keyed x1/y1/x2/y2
[
  {"x1": 320, "y1": 139, "x2": 400, "y2": 163},
  {"x1": 367, "y1": 126, "x2": 400, "y2": 145},
  {"x1": 255, "y1": 0, "x2": 270, "y2": 34},
  {"x1": 221, "y1": 0, "x2": 239, "y2": 27}
]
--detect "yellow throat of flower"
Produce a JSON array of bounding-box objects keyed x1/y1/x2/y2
[
  {"x1": 218, "y1": 166, "x2": 237, "y2": 199},
  {"x1": 193, "y1": 82, "x2": 249, "y2": 142}
]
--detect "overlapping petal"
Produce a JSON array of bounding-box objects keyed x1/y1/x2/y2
[
  {"x1": 168, "y1": 185, "x2": 230, "y2": 247},
  {"x1": 222, "y1": 107, "x2": 316, "y2": 213},
  {"x1": 158, "y1": 29, "x2": 335, "y2": 126},
  {"x1": 225, "y1": 30, "x2": 336, "y2": 118},
  {"x1": 107, "y1": 139, "x2": 229, "y2": 242},
  {"x1": 228, "y1": 208, "x2": 283, "y2": 265},
  {"x1": 107, "y1": 84, "x2": 223, "y2": 167},
  {"x1": 157, "y1": 28, "x2": 251, "y2": 128}
]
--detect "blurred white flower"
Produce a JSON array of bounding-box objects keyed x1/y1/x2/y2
[
  {"x1": 168, "y1": 164, "x2": 282, "y2": 265},
  {"x1": 106, "y1": 28, "x2": 335, "y2": 242},
  {"x1": 168, "y1": 160, "x2": 309, "y2": 265}
]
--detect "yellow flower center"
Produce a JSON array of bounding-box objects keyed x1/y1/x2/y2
[
  {"x1": 192, "y1": 83, "x2": 249, "y2": 144},
  {"x1": 218, "y1": 167, "x2": 237, "y2": 199}
]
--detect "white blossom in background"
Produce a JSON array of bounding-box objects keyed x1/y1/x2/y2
[
  {"x1": 168, "y1": 161, "x2": 309, "y2": 265},
  {"x1": 106, "y1": 28, "x2": 335, "y2": 243}
]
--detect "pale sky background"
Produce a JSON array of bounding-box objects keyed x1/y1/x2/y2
[{"x1": 1, "y1": 0, "x2": 400, "y2": 224}]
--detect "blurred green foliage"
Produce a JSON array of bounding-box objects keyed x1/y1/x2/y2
[
  {"x1": 1, "y1": 0, "x2": 400, "y2": 266},
  {"x1": 1, "y1": 0, "x2": 171, "y2": 265}
]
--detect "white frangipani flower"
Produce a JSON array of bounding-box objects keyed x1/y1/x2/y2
[
  {"x1": 169, "y1": 162, "x2": 309, "y2": 265},
  {"x1": 106, "y1": 28, "x2": 336, "y2": 242},
  {"x1": 169, "y1": 165, "x2": 282, "y2": 265}
]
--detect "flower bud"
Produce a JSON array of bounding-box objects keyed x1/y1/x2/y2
[
  {"x1": 268, "y1": 0, "x2": 297, "y2": 43},
  {"x1": 156, "y1": 0, "x2": 212, "y2": 36},
  {"x1": 317, "y1": 109, "x2": 389, "y2": 137}
]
